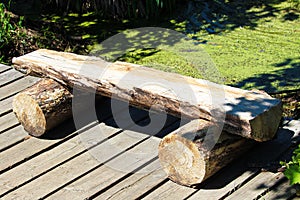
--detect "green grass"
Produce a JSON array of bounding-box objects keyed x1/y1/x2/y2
[
  {"x1": 87, "y1": 1, "x2": 300, "y2": 93},
  {"x1": 5, "y1": 0, "x2": 300, "y2": 93},
  {"x1": 2, "y1": 0, "x2": 299, "y2": 118},
  {"x1": 200, "y1": 5, "x2": 300, "y2": 92},
  {"x1": 118, "y1": 1, "x2": 300, "y2": 93}
]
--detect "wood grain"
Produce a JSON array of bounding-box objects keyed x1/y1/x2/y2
[
  {"x1": 158, "y1": 119, "x2": 254, "y2": 186},
  {"x1": 12, "y1": 78, "x2": 73, "y2": 137},
  {"x1": 12, "y1": 49, "x2": 282, "y2": 141}
]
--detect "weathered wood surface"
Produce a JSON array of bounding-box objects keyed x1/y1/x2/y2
[
  {"x1": 260, "y1": 178, "x2": 294, "y2": 200},
  {"x1": 46, "y1": 116, "x2": 179, "y2": 200},
  {"x1": 12, "y1": 49, "x2": 282, "y2": 141},
  {"x1": 158, "y1": 119, "x2": 254, "y2": 186},
  {"x1": 0, "y1": 112, "x2": 19, "y2": 133},
  {"x1": 0, "y1": 96, "x2": 14, "y2": 115},
  {"x1": 0, "y1": 69, "x2": 23, "y2": 86},
  {"x1": 12, "y1": 78, "x2": 73, "y2": 137},
  {"x1": 0, "y1": 64, "x2": 11, "y2": 73},
  {"x1": 0, "y1": 75, "x2": 39, "y2": 100},
  {"x1": 0, "y1": 76, "x2": 299, "y2": 199},
  {"x1": 0, "y1": 104, "x2": 173, "y2": 199}
]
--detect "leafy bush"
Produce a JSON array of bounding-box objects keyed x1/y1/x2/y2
[
  {"x1": 44, "y1": 0, "x2": 184, "y2": 18},
  {"x1": 281, "y1": 145, "x2": 300, "y2": 185},
  {"x1": 289, "y1": 0, "x2": 300, "y2": 10},
  {"x1": 0, "y1": 1, "x2": 24, "y2": 63}
]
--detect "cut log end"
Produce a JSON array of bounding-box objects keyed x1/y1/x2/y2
[
  {"x1": 158, "y1": 119, "x2": 255, "y2": 187},
  {"x1": 158, "y1": 133, "x2": 206, "y2": 186},
  {"x1": 12, "y1": 78, "x2": 73, "y2": 137},
  {"x1": 13, "y1": 93, "x2": 47, "y2": 137},
  {"x1": 13, "y1": 49, "x2": 283, "y2": 141}
]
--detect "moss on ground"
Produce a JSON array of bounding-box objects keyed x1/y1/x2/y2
[{"x1": 2, "y1": 0, "x2": 300, "y2": 117}]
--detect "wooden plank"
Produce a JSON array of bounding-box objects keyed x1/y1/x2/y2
[
  {"x1": 95, "y1": 159, "x2": 167, "y2": 200},
  {"x1": 0, "y1": 112, "x2": 19, "y2": 133},
  {"x1": 0, "y1": 64, "x2": 11, "y2": 73},
  {"x1": 0, "y1": 126, "x2": 28, "y2": 152},
  {"x1": 0, "y1": 135, "x2": 58, "y2": 173},
  {"x1": 224, "y1": 121, "x2": 300, "y2": 200},
  {"x1": 186, "y1": 120, "x2": 300, "y2": 199},
  {"x1": 187, "y1": 171, "x2": 256, "y2": 200},
  {"x1": 46, "y1": 117, "x2": 179, "y2": 199},
  {"x1": 1, "y1": 129, "x2": 151, "y2": 199},
  {"x1": 13, "y1": 49, "x2": 283, "y2": 141},
  {"x1": 260, "y1": 177, "x2": 295, "y2": 200},
  {"x1": 0, "y1": 96, "x2": 14, "y2": 115},
  {"x1": 47, "y1": 137, "x2": 161, "y2": 200},
  {"x1": 0, "y1": 103, "x2": 148, "y2": 197},
  {"x1": 0, "y1": 97, "x2": 122, "y2": 173},
  {"x1": 94, "y1": 121, "x2": 186, "y2": 200},
  {"x1": 225, "y1": 173, "x2": 285, "y2": 200},
  {"x1": 0, "y1": 69, "x2": 23, "y2": 86},
  {"x1": 0, "y1": 123, "x2": 120, "y2": 196},
  {"x1": 0, "y1": 76, "x2": 39, "y2": 100},
  {"x1": 141, "y1": 180, "x2": 197, "y2": 200},
  {"x1": 0, "y1": 110, "x2": 177, "y2": 199}
]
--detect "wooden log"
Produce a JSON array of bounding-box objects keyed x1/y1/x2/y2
[
  {"x1": 12, "y1": 78, "x2": 73, "y2": 137},
  {"x1": 12, "y1": 49, "x2": 282, "y2": 141},
  {"x1": 158, "y1": 119, "x2": 255, "y2": 186}
]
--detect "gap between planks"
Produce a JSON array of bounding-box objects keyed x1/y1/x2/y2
[
  {"x1": 47, "y1": 118, "x2": 180, "y2": 200},
  {"x1": 0, "y1": 76, "x2": 40, "y2": 101},
  {"x1": 184, "y1": 120, "x2": 300, "y2": 200},
  {"x1": 0, "y1": 64, "x2": 12, "y2": 73},
  {"x1": 104, "y1": 120, "x2": 300, "y2": 200},
  {"x1": 0, "y1": 111, "x2": 178, "y2": 199},
  {"x1": 0, "y1": 97, "x2": 123, "y2": 174},
  {"x1": 0, "y1": 69, "x2": 24, "y2": 87}
]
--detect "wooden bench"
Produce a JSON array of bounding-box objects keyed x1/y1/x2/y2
[{"x1": 0, "y1": 64, "x2": 299, "y2": 199}]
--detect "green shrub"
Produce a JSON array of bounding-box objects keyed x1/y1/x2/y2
[
  {"x1": 289, "y1": 0, "x2": 300, "y2": 10},
  {"x1": 0, "y1": 1, "x2": 24, "y2": 63},
  {"x1": 281, "y1": 145, "x2": 300, "y2": 185},
  {"x1": 45, "y1": 0, "x2": 184, "y2": 19}
]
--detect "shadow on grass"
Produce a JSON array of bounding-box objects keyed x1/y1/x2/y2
[
  {"x1": 5, "y1": 0, "x2": 300, "y2": 47},
  {"x1": 232, "y1": 57, "x2": 300, "y2": 93}
]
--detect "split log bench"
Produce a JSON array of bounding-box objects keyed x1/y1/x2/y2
[{"x1": 11, "y1": 49, "x2": 283, "y2": 186}]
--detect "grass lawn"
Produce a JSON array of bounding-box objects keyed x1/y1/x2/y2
[
  {"x1": 2, "y1": 0, "x2": 300, "y2": 117},
  {"x1": 104, "y1": 1, "x2": 300, "y2": 93}
]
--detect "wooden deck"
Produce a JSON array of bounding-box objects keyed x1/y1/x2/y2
[{"x1": 0, "y1": 65, "x2": 299, "y2": 200}]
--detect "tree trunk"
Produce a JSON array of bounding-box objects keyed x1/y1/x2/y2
[
  {"x1": 12, "y1": 49, "x2": 282, "y2": 141},
  {"x1": 158, "y1": 119, "x2": 254, "y2": 186},
  {"x1": 12, "y1": 78, "x2": 73, "y2": 137}
]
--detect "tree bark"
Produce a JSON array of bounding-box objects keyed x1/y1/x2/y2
[
  {"x1": 12, "y1": 78, "x2": 73, "y2": 137},
  {"x1": 12, "y1": 49, "x2": 282, "y2": 141},
  {"x1": 158, "y1": 119, "x2": 254, "y2": 186}
]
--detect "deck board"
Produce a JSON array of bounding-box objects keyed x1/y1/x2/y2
[
  {"x1": 0, "y1": 126, "x2": 28, "y2": 152},
  {"x1": 142, "y1": 180, "x2": 197, "y2": 200},
  {"x1": 47, "y1": 115, "x2": 179, "y2": 199},
  {"x1": 0, "y1": 64, "x2": 11, "y2": 73},
  {"x1": 0, "y1": 112, "x2": 20, "y2": 133},
  {"x1": 1, "y1": 121, "x2": 153, "y2": 199},
  {"x1": 260, "y1": 177, "x2": 295, "y2": 200},
  {"x1": 95, "y1": 159, "x2": 166, "y2": 200},
  {"x1": 47, "y1": 137, "x2": 161, "y2": 200},
  {"x1": 0, "y1": 96, "x2": 14, "y2": 116},
  {"x1": 0, "y1": 75, "x2": 39, "y2": 100},
  {"x1": 225, "y1": 172, "x2": 285, "y2": 200},
  {"x1": 186, "y1": 120, "x2": 300, "y2": 200},
  {"x1": 0, "y1": 69, "x2": 23, "y2": 86},
  {"x1": 0, "y1": 71, "x2": 299, "y2": 199}
]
